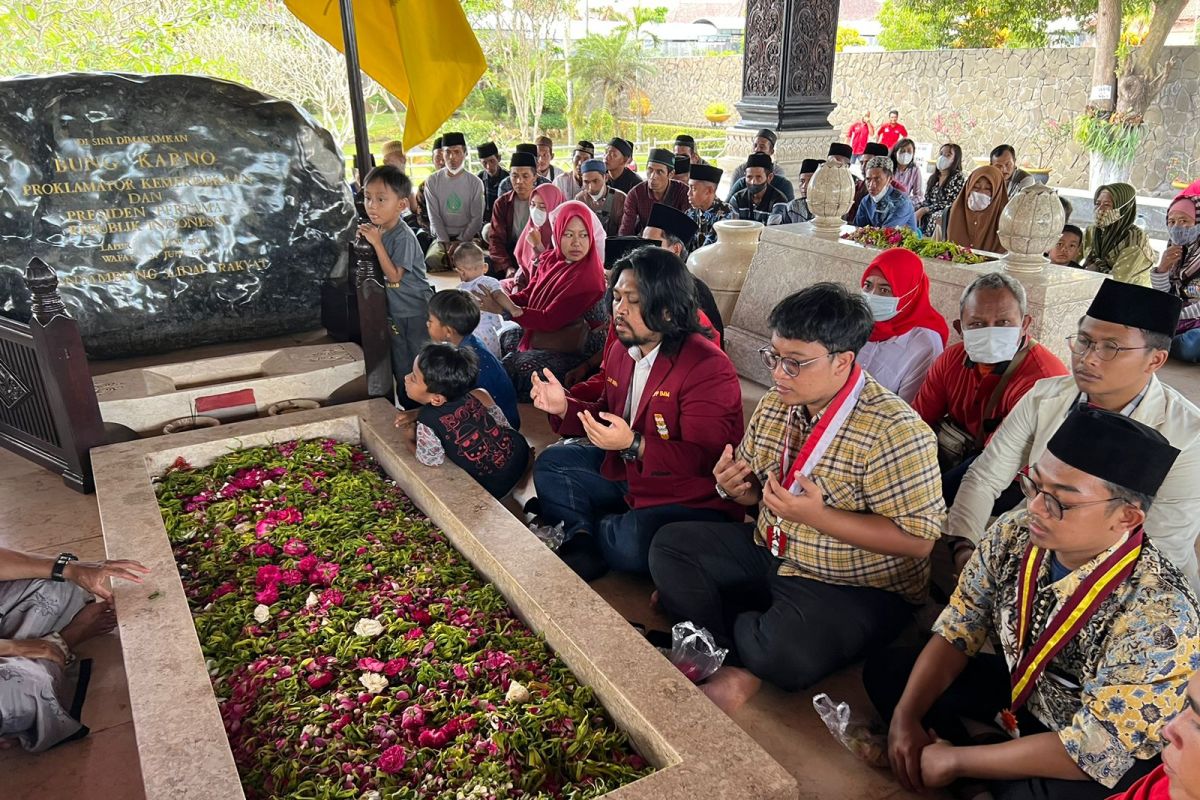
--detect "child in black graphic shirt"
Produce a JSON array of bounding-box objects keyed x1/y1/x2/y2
[{"x1": 395, "y1": 343, "x2": 530, "y2": 499}]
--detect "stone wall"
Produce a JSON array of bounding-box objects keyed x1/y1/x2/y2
[{"x1": 638, "y1": 47, "x2": 1200, "y2": 195}]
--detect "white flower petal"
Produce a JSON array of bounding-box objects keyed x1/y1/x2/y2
[
  {"x1": 253, "y1": 604, "x2": 271, "y2": 623},
  {"x1": 352, "y1": 618, "x2": 384, "y2": 637}
]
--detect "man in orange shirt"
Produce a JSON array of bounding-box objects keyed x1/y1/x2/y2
[{"x1": 912, "y1": 272, "x2": 1067, "y2": 514}]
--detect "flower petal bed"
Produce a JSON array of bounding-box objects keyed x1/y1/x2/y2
[
  {"x1": 156, "y1": 438, "x2": 653, "y2": 799},
  {"x1": 842, "y1": 226, "x2": 991, "y2": 263}
]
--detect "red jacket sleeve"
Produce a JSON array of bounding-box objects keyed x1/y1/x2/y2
[{"x1": 911, "y1": 349, "x2": 951, "y2": 427}]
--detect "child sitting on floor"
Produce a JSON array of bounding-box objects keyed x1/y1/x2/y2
[
  {"x1": 396, "y1": 343, "x2": 530, "y2": 499},
  {"x1": 427, "y1": 289, "x2": 520, "y2": 430},
  {"x1": 450, "y1": 242, "x2": 505, "y2": 359}
]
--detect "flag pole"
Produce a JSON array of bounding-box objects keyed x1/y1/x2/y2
[{"x1": 337, "y1": 0, "x2": 374, "y2": 184}]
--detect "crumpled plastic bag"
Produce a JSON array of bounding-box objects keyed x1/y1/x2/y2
[
  {"x1": 812, "y1": 693, "x2": 888, "y2": 767},
  {"x1": 528, "y1": 521, "x2": 566, "y2": 551},
  {"x1": 668, "y1": 621, "x2": 728, "y2": 683}
]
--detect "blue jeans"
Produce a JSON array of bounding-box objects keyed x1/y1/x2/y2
[
  {"x1": 1172, "y1": 328, "x2": 1200, "y2": 363},
  {"x1": 533, "y1": 442, "x2": 728, "y2": 573}
]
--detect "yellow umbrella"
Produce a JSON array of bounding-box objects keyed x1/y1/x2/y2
[{"x1": 285, "y1": 0, "x2": 487, "y2": 152}]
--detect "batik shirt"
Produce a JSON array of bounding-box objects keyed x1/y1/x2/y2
[
  {"x1": 934, "y1": 511, "x2": 1200, "y2": 787},
  {"x1": 686, "y1": 199, "x2": 736, "y2": 251},
  {"x1": 735, "y1": 375, "x2": 945, "y2": 603}
]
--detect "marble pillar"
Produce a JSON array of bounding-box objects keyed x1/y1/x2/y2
[{"x1": 720, "y1": 0, "x2": 841, "y2": 180}]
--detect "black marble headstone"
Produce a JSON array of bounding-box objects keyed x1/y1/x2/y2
[{"x1": 0, "y1": 72, "x2": 356, "y2": 359}]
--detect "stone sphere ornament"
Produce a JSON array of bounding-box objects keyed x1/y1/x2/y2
[
  {"x1": 997, "y1": 184, "x2": 1067, "y2": 274},
  {"x1": 807, "y1": 160, "x2": 856, "y2": 238}
]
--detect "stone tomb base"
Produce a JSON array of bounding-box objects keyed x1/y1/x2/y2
[
  {"x1": 91, "y1": 399, "x2": 797, "y2": 800},
  {"x1": 725, "y1": 224, "x2": 1105, "y2": 385},
  {"x1": 93, "y1": 343, "x2": 366, "y2": 435}
]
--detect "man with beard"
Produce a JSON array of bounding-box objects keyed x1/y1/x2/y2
[{"x1": 529, "y1": 246, "x2": 744, "y2": 580}]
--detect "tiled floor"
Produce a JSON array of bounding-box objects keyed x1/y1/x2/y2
[{"x1": 2, "y1": 318, "x2": 1197, "y2": 799}]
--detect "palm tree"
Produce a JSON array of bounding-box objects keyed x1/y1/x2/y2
[{"x1": 571, "y1": 31, "x2": 654, "y2": 141}]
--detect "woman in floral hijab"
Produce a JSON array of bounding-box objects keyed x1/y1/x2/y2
[{"x1": 1081, "y1": 182, "x2": 1154, "y2": 285}]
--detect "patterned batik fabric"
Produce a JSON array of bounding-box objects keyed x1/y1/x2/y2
[{"x1": 935, "y1": 511, "x2": 1200, "y2": 787}]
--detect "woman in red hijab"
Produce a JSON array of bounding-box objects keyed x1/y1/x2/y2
[
  {"x1": 504, "y1": 183, "x2": 566, "y2": 293},
  {"x1": 482, "y1": 200, "x2": 608, "y2": 399},
  {"x1": 857, "y1": 248, "x2": 949, "y2": 403}
]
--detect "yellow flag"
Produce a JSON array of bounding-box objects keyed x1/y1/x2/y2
[{"x1": 285, "y1": 0, "x2": 487, "y2": 151}]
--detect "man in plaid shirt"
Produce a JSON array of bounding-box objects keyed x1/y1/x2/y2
[{"x1": 650, "y1": 283, "x2": 946, "y2": 713}]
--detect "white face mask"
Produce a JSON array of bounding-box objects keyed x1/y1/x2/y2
[
  {"x1": 530, "y1": 207, "x2": 548, "y2": 227},
  {"x1": 862, "y1": 291, "x2": 900, "y2": 321},
  {"x1": 962, "y1": 326, "x2": 1022, "y2": 365},
  {"x1": 871, "y1": 187, "x2": 889, "y2": 203},
  {"x1": 967, "y1": 191, "x2": 992, "y2": 212},
  {"x1": 897, "y1": 152, "x2": 913, "y2": 166},
  {"x1": 446, "y1": 162, "x2": 465, "y2": 175},
  {"x1": 936, "y1": 155, "x2": 952, "y2": 171},
  {"x1": 588, "y1": 188, "x2": 605, "y2": 202}
]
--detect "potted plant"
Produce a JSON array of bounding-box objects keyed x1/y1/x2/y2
[
  {"x1": 1026, "y1": 117, "x2": 1072, "y2": 183},
  {"x1": 705, "y1": 102, "x2": 731, "y2": 126}
]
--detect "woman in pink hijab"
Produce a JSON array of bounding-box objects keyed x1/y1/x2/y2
[{"x1": 504, "y1": 183, "x2": 566, "y2": 293}]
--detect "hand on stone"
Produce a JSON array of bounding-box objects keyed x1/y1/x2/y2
[
  {"x1": 394, "y1": 409, "x2": 420, "y2": 429},
  {"x1": 1158, "y1": 244, "x2": 1183, "y2": 274},
  {"x1": 0, "y1": 638, "x2": 66, "y2": 667},
  {"x1": 761, "y1": 471, "x2": 824, "y2": 526},
  {"x1": 357, "y1": 224, "x2": 383, "y2": 249},
  {"x1": 63, "y1": 560, "x2": 150, "y2": 602},
  {"x1": 530, "y1": 368, "x2": 568, "y2": 417},
  {"x1": 713, "y1": 444, "x2": 753, "y2": 499},
  {"x1": 887, "y1": 712, "x2": 935, "y2": 793},
  {"x1": 579, "y1": 410, "x2": 635, "y2": 452}
]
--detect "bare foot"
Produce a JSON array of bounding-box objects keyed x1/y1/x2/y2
[
  {"x1": 700, "y1": 666, "x2": 762, "y2": 714},
  {"x1": 60, "y1": 601, "x2": 116, "y2": 649}
]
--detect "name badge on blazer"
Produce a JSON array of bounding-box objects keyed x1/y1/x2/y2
[
  {"x1": 606, "y1": 376, "x2": 619, "y2": 387},
  {"x1": 654, "y1": 413, "x2": 670, "y2": 440}
]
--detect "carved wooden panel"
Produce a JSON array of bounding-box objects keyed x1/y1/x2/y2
[
  {"x1": 743, "y1": 0, "x2": 784, "y2": 97},
  {"x1": 788, "y1": 0, "x2": 839, "y2": 97},
  {"x1": 0, "y1": 358, "x2": 29, "y2": 409}
]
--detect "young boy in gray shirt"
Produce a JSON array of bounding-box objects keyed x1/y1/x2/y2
[{"x1": 358, "y1": 165, "x2": 434, "y2": 406}]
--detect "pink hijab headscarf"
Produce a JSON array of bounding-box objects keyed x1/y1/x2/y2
[{"x1": 513, "y1": 183, "x2": 566, "y2": 276}]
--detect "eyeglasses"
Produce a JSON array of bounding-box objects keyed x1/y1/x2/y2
[
  {"x1": 1066, "y1": 334, "x2": 1151, "y2": 362},
  {"x1": 1017, "y1": 469, "x2": 1117, "y2": 521},
  {"x1": 759, "y1": 347, "x2": 835, "y2": 378}
]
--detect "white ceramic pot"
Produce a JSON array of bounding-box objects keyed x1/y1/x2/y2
[
  {"x1": 998, "y1": 183, "x2": 1066, "y2": 274},
  {"x1": 162, "y1": 415, "x2": 220, "y2": 435},
  {"x1": 687, "y1": 219, "x2": 764, "y2": 321}
]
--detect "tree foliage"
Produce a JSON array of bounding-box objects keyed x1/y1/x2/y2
[{"x1": 835, "y1": 26, "x2": 868, "y2": 51}]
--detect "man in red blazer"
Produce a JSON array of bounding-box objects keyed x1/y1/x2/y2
[{"x1": 530, "y1": 246, "x2": 744, "y2": 580}]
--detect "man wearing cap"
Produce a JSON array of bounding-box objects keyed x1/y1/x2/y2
[
  {"x1": 949, "y1": 280, "x2": 1200, "y2": 591},
  {"x1": 534, "y1": 135, "x2": 561, "y2": 182},
  {"x1": 768, "y1": 159, "x2": 823, "y2": 225},
  {"x1": 555, "y1": 141, "x2": 594, "y2": 200},
  {"x1": 475, "y1": 142, "x2": 508, "y2": 220},
  {"x1": 685, "y1": 163, "x2": 735, "y2": 249},
  {"x1": 731, "y1": 153, "x2": 788, "y2": 224},
  {"x1": 529, "y1": 246, "x2": 744, "y2": 581},
  {"x1": 576, "y1": 158, "x2": 626, "y2": 238},
  {"x1": 866, "y1": 408, "x2": 1198, "y2": 800},
  {"x1": 643, "y1": 203, "x2": 726, "y2": 342},
  {"x1": 487, "y1": 148, "x2": 539, "y2": 279},
  {"x1": 498, "y1": 144, "x2": 551, "y2": 197},
  {"x1": 604, "y1": 138, "x2": 643, "y2": 194},
  {"x1": 422, "y1": 132, "x2": 485, "y2": 272},
  {"x1": 620, "y1": 148, "x2": 689, "y2": 236},
  {"x1": 674, "y1": 134, "x2": 705, "y2": 165},
  {"x1": 672, "y1": 155, "x2": 692, "y2": 185},
  {"x1": 726, "y1": 129, "x2": 795, "y2": 203}
]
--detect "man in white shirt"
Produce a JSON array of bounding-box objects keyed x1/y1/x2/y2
[
  {"x1": 948, "y1": 279, "x2": 1200, "y2": 590},
  {"x1": 423, "y1": 131, "x2": 485, "y2": 272}
]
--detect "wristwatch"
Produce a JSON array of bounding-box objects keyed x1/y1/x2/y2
[
  {"x1": 620, "y1": 432, "x2": 643, "y2": 462},
  {"x1": 715, "y1": 482, "x2": 733, "y2": 500},
  {"x1": 51, "y1": 552, "x2": 78, "y2": 582}
]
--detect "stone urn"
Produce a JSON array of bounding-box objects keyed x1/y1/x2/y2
[
  {"x1": 997, "y1": 184, "x2": 1066, "y2": 274},
  {"x1": 687, "y1": 219, "x2": 764, "y2": 321},
  {"x1": 807, "y1": 161, "x2": 855, "y2": 238}
]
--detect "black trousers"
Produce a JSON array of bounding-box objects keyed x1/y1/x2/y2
[
  {"x1": 648, "y1": 521, "x2": 912, "y2": 691},
  {"x1": 863, "y1": 645, "x2": 1160, "y2": 800}
]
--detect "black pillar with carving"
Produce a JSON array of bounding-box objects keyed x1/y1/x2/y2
[{"x1": 736, "y1": 0, "x2": 840, "y2": 130}]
